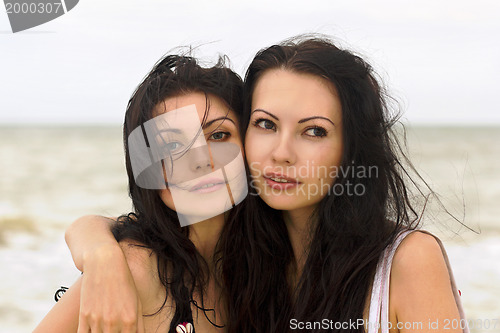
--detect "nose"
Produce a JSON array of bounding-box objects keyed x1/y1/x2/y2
[
  {"x1": 271, "y1": 133, "x2": 296, "y2": 165},
  {"x1": 189, "y1": 145, "x2": 213, "y2": 172}
]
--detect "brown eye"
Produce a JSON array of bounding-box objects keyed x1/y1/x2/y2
[
  {"x1": 305, "y1": 127, "x2": 327, "y2": 137},
  {"x1": 208, "y1": 131, "x2": 230, "y2": 141},
  {"x1": 255, "y1": 119, "x2": 276, "y2": 131}
]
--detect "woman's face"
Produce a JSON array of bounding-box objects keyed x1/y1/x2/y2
[
  {"x1": 245, "y1": 69, "x2": 343, "y2": 214},
  {"x1": 154, "y1": 92, "x2": 244, "y2": 225}
]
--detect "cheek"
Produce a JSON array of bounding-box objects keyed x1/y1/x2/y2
[
  {"x1": 305, "y1": 145, "x2": 342, "y2": 182},
  {"x1": 159, "y1": 189, "x2": 176, "y2": 211},
  {"x1": 245, "y1": 129, "x2": 272, "y2": 170},
  {"x1": 244, "y1": 131, "x2": 259, "y2": 165},
  {"x1": 244, "y1": 146, "x2": 258, "y2": 174},
  {"x1": 165, "y1": 158, "x2": 190, "y2": 184},
  {"x1": 230, "y1": 137, "x2": 244, "y2": 157}
]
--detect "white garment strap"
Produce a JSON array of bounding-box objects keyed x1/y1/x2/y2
[{"x1": 367, "y1": 230, "x2": 469, "y2": 333}]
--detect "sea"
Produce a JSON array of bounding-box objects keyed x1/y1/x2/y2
[{"x1": 0, "y1": 125, "x2": 499, "y2": 333}]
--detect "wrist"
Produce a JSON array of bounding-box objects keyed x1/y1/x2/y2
[{"x1": 82, "y1": 241, "x2": 124, "y2": 273}]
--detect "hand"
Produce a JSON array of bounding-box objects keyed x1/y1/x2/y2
[{"x1": 76, "y1": 243, "x2": 145, "y2": 333}]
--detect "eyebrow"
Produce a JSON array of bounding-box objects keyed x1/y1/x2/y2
[
  {"x1": 251, "y1": 109, "x2": 279, "y2": 120},
  {"x1": 157, "y1": 117, "x2": 236, "y2": 135},
  {"x1": 298, "y1": 116, "x2": 335, "y2": 126},
  {"x1": 203, "y1": 116, "x2": 236, "y2": 128},
  {"x1": 158, "y1": 128, "x2": 182, "y2": 134},
  {"x1": 252, "y1": 109, "x2": 335, "y2": 126}
]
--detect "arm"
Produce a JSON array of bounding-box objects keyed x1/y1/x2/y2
[
  {"x1": 65, "y1": 215, "x2": 118, "y2": 272},
  {"x1": 65, "y1": 215, "x2": 144, "y2": 333},
  {"x1": 390, "y1": 232, "x2": 462, "y2": 333},
  {"x1": 33, "y1": 277, "x2": 82, "y2": 333}
]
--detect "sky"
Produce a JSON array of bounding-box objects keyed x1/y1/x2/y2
[{"x1": 1, "y1": 0, "x2": 499, "y2": 125}]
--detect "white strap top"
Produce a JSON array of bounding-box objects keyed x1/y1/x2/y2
[{"x1": 367, "y1": 230, "x2": 469, "y2": 333}]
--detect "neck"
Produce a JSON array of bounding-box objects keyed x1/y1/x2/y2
[
  {"x1": 188, "y1": 213, "x2": 225, "y2": 264},
  {"x1": 283, "y1": 206, "x2": 316, "y2": 280},
  {"x1": 187, "y1": 214, "x2": 226, "y2": 324}
]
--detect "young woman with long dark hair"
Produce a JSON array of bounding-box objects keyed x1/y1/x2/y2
[
  {"x1": 220, "y1": 36, "x2": 468, "y2": 332},
  {"x1": 62, "y1": 36, "x2": 468, "y2": 333},
  {"x1": 34, "y1": 54, "x2": 246, "y2": 333}
]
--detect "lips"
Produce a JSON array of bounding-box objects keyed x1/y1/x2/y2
[
  {"x1": 189, "y1": 178, "x2": 226, "y2": 193},
  {"x1": 263, "y1": 172, "x2": 300, "y2": 190}
]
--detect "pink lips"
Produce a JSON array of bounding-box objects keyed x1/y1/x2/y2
[
  {"x1": 263, "y1": 172, "x2": 300, "y2": 190},
  {"x1": 189, "y1": 178, "x2": 225, "y2": 194}
]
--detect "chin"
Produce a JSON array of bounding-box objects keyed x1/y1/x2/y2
[{"x1": 259, "y1": 193, "x2": 302, "y2": 211}]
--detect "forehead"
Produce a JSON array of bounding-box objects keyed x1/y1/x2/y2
[
  {"x1": 153, "y1": 92, "x2": 236, "y2": 121},
  {"x1": 252, "y1": 69, "x2": 341, "y2": 120}
]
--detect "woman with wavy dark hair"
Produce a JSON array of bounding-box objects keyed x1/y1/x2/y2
[
  {"x1": 220, "y1": 36, "x2": 468, "y2": 332},
  {"x1": 60, "y1": 36, "x2": 468, "y2": 333},
  {"x1": 34, "y1": 54, "x2": 246, "y2": 333}
]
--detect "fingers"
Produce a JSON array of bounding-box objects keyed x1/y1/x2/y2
[
  {"x1": 112, "y1": 312, "x2": 137, "y2": 333},
  {"x1": 79, "y1": 304, "x2": 137, "y2": 333},
  {"x1": 76, "y1": 244, "x2": 141, "y2": 333},
  {"x1": 78, "y1": 305, "x2": 139, "y2": 332},
  {"x1": 95, "y1": 309, "x2": 137, "y2": 333},
  {"x1": 77, "y1": 316, "x2": 90, "y2": 333}
]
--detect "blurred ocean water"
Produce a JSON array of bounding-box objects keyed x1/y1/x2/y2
[{"x1": 0, "y1": 125, "x2": 499, "y2": 332}]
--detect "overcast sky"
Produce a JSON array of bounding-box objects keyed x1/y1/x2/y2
[{"x1": 1, "y1": 0, "x2": 499, "y2": 125}]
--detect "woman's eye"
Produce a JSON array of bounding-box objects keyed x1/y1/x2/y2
[
  {"x1": 304, "y1": 127, "x2": 327, "y2": 137},
  {"x1": 165, "y1": 141, "x2": 183, "y2": 152},
  {"x1": 255, "y1": 119, "x2": 276, "y2": 131},
  {"x1": 208, "y1": 131, "x2": 230, "y2": 141}
]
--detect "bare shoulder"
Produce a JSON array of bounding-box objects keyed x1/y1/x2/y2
[
  {"x1": 391, "y1": 231, "x2": 450, "y2": 292},
  {"x1": 118, "y1": 240, "x2": 173, "y2": 330},
  {"x1": 119, "y1": 240, "x2": 154, "y2": 263},
  {"x1": 392, "y1": 231, "x2": 444, "y2": 271},
  {"x1": 389, "y1": 231, "x2": 461, "y2": 332},
  {"x1": 118, "y1": 240, "x2": 158, "y2": 283},
  {"x1": 118, "y1": 240, "x2": 164, "y2": 306}
]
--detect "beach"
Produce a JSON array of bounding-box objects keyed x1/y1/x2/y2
[{"x1": 0, "y1": 125, "x2": 499, "y2": 332}]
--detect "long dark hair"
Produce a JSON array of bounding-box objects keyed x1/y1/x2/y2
[
  {"x1": 221, "y1": 36, "x2": 425, "y2": 332},
  {"x1": 112, "y1": 54, "x2": 243, "y2": 330}
]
